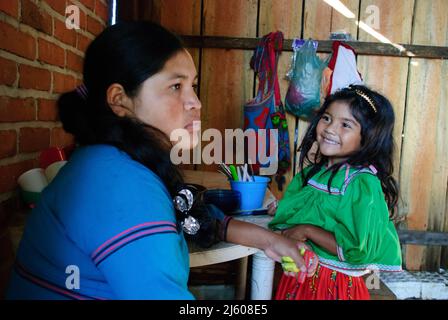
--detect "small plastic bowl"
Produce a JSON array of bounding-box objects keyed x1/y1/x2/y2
[
  {"x1": 203, "y1": 189, "x2": 241, "y2": 214},
  {"x1": 230, "y1": 176, "x2": 270, "y2": 211}
]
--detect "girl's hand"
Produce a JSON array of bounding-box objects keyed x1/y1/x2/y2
[
  {"x1": 282, "y1": 224, "x2": 309, "y2": 242},
  {"x1": 267, "y1": 200, "x2": 278, "y2": 216}
]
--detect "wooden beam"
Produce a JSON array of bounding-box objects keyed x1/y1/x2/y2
[
  {"x1": 180, "y1": 35, "x2": 448, "y2": 60},
  {"x1": 398, "y1": 230, "x2": 448, "y2": 246}
]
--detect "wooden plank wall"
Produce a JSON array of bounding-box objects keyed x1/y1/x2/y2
[
  {"x1": 258, "y1": 0, "x2": 303, "y2": 198},
  {"x1": 198, "y1": 0, "x2": 258, "y2": 171},
  {"x1": 139, "y1": 0, "x2": 447, "y2": 271},
  {"x1": 398, "y1": 0, "x2": 448, "y2": 271},
  {"x1": 154, "y1": 0, "x2": 202, "y2": 171}
]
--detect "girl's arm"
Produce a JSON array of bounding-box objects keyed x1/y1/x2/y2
[
  {"x1": 225, "y1": 219, "x2": 307, "y2": 272},
  {"x1": 283, "y1": 224, "x2": 338, "y2": 256}
]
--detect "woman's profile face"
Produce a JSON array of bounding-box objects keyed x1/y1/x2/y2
[{"x1": 133, "y1": 49, "x2": 201, "y2": 150}]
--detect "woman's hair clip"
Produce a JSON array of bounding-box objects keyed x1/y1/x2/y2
[
  {"x1": 75, "y1": 84, "x2": 88, "y2": 100},
  {"x1": 349, "y1": 86, "x2": 377, "y2": 113},
  {"x1": 173, "y1": 188, "x2": 200, "y2": 235}
]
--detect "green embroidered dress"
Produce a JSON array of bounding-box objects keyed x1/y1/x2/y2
[{"x1": 269, "y1": 164, "x2": 402, "y2": 275}]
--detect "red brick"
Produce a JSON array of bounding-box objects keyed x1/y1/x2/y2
[
  {"x1": 77, "y1": 33, "x2": 92, "y2": 52},
  {"x1": 87, "y1": 15, "x2": 104, "y2": 36},
  {"x1": 66, "y1": 50, "x2": 83, "y2": 73},
  {"x1": 19, "y1": 127, "x2": 51, "y2": 153},
  {"x1": 37, "y1": 99, "x2": 58, "y2": 121},
  {"x1": 95, "y1": 0, "x2": 109, "y2": 23},
  {"x1": 79, "y1": 8, "x2": 88, "y2": 31},
  {"x1": 0, "y1": 130, "x2": 17, "y2": 159},
  {"x1": 80, "y1": 0, "x2": 95, "y2": 12},
  {"x1": 38, "y1": 38, "x2": 65, "y2": 68},
  {"x1": 0, "y1": 0, "x2": 19, "y2": 19},
  {"x1": 44, "y1": 0, "x2": 67, "y2": 15},
  {"x1": 51, "y1": 127, "x2": 74, "y2": 147},
  {"x1": 0, "y1": 57, "x2": 17, "y2": 86},
  {"x1": 0, "y1": 97, "x2": 35, "y2": 122},
  {"x1": 54, "y1": 18, "x2": 77, "y2": 47},
  {"x1": 0, "y1": 159, "x2": 38, "y2": 193},
  {"x1": 0, "y1": 21, "x2": 36, "y2": 60},
  {"x1": 18, "y1": 64, "x2": 51, "y2": 91},
  {"x1": 53, "y1": 72, "x2": 77, "y2": 93},
  {"x1": 21, "y1": 0, "x2": 53, "y2": 36}
]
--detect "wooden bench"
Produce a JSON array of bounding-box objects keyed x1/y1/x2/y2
[{"x1": 397, "y1": 230, "x2": 448, "y2": 246}]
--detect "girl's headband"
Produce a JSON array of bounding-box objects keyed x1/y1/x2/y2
[{"x1": 351, "y1": 87, "x2": 377, "y2": 113}]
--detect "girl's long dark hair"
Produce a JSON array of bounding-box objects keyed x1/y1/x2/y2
[
  {"x1": 57, "y1": 21, "x2": 184, "y2": 196},
  {"x1": 298, "y1": 85, "x2": 399, "y2": 217}
]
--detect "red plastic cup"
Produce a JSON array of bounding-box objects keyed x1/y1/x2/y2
[{"x1": 39, "y1": 147, "x2": 66, "y2": 169}]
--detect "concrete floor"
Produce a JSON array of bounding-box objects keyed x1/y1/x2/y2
[{"x1": 380, "y1": 269, "x2": 448, "y2": 299}]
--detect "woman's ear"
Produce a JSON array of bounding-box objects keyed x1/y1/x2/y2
[{"x1": 106, "y1": 83, "x2": 134, "y2": 117}]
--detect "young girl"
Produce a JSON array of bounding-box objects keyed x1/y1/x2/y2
[{"x1": 269, "y1": 85, "x2": 402, "y2": 300}]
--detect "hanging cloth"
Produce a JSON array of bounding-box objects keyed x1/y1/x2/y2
[{"x1": 322, "y1": 41, "x2": 363, "y2": 97}]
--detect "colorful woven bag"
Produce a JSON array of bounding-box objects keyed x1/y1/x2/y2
[{"x1": 243, "y1": 32, "x2": 290, "y2": 190}]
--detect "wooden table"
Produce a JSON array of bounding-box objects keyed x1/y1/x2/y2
[{"x1": 188, "y1": 215, "x2": 276, "y2": 300}]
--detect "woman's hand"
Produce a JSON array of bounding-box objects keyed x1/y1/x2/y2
[
  {"x1": 282, "y1": 224, "x2": 310, "y2": 242},
  {"x1": 224, "y1": 219, "x2": 317, "y2": 275},
  {"x1": 278, "y1": 240, "x2": 317, "y2": 278},
  {"x1": 264, "y1": 233, "x2": 307, "y2": 273}
]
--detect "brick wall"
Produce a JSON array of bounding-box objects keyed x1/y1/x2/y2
[{"x1": 0, "y1": 0, "x2": 109, "y2": 297}]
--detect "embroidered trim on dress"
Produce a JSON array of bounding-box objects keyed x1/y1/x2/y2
[
  {"x1": 318, "y1": 256, "x2": 402, "y2": 273},
  {"x1": 336, "y1": 245, "x2": 345, "y2": 262},
  {"x1": 307, "y1": 166, "x2": 378, "y2": 196}
]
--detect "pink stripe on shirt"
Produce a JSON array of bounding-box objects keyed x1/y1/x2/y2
[
  {"x1": 91, "y1": 220, "x2": 176, "y2": 258},
  {"x1": 93, "y1": 225, "x2": 177, "y2": 265}
]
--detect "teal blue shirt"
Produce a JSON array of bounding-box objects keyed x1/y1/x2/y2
[{"x1": 7, "y1": 145, "x2": 194, "y2": 300}]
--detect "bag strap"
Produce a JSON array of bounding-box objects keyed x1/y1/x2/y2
[
  {"x1": 267, "y1": 32, "x2": 283, "y2": 107},
  {"x1": 251, "y1": 32, "x2": 283, "y2": 106}
]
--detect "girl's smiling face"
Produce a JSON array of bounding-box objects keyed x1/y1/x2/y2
[
  {"x1": 316, "y1": 101, "x2": 362, "y2": 164},
  {"x1": 132, "y1": 49, "x2": 201, "y2": 149}
]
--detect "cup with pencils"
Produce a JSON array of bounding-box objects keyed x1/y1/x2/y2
[{"x1": 218, "y1": 163, "x2": 270, "y2": 212}]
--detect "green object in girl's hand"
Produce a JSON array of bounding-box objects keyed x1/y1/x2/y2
[
  {"x1": 281, "y1": 247, "x2": 307, "y2": 273},
  {"x1": 281, "y1": 256, "x2": 299, "y2": 272}
]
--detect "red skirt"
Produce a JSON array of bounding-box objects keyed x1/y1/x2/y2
[{"x1": 275, "y1": 264, "x2": 370, "y2": 300}]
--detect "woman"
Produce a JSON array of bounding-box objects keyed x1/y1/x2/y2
[{"x1": 7, "y1": 21, "x2": 308, "y2": 300}]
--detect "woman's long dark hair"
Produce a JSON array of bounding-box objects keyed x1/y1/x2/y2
[
  {"x1": 298, "y1": 85, "x2": 399, "y2": 217},
  {"x1": 57, "y1": 21, "x2": 184, "y2": 196}
]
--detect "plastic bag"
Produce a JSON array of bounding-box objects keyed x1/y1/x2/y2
[{"x1": 285, "y1": 39, "x2": 326, "y2": 120}]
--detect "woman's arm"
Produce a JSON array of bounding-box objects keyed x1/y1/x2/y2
[
  {"x1": 225, "y1": 219, "x2": 307, "y2": 272},
  {"x1": 283, "y1": 224, "x2": 338, "y2": 256}
]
